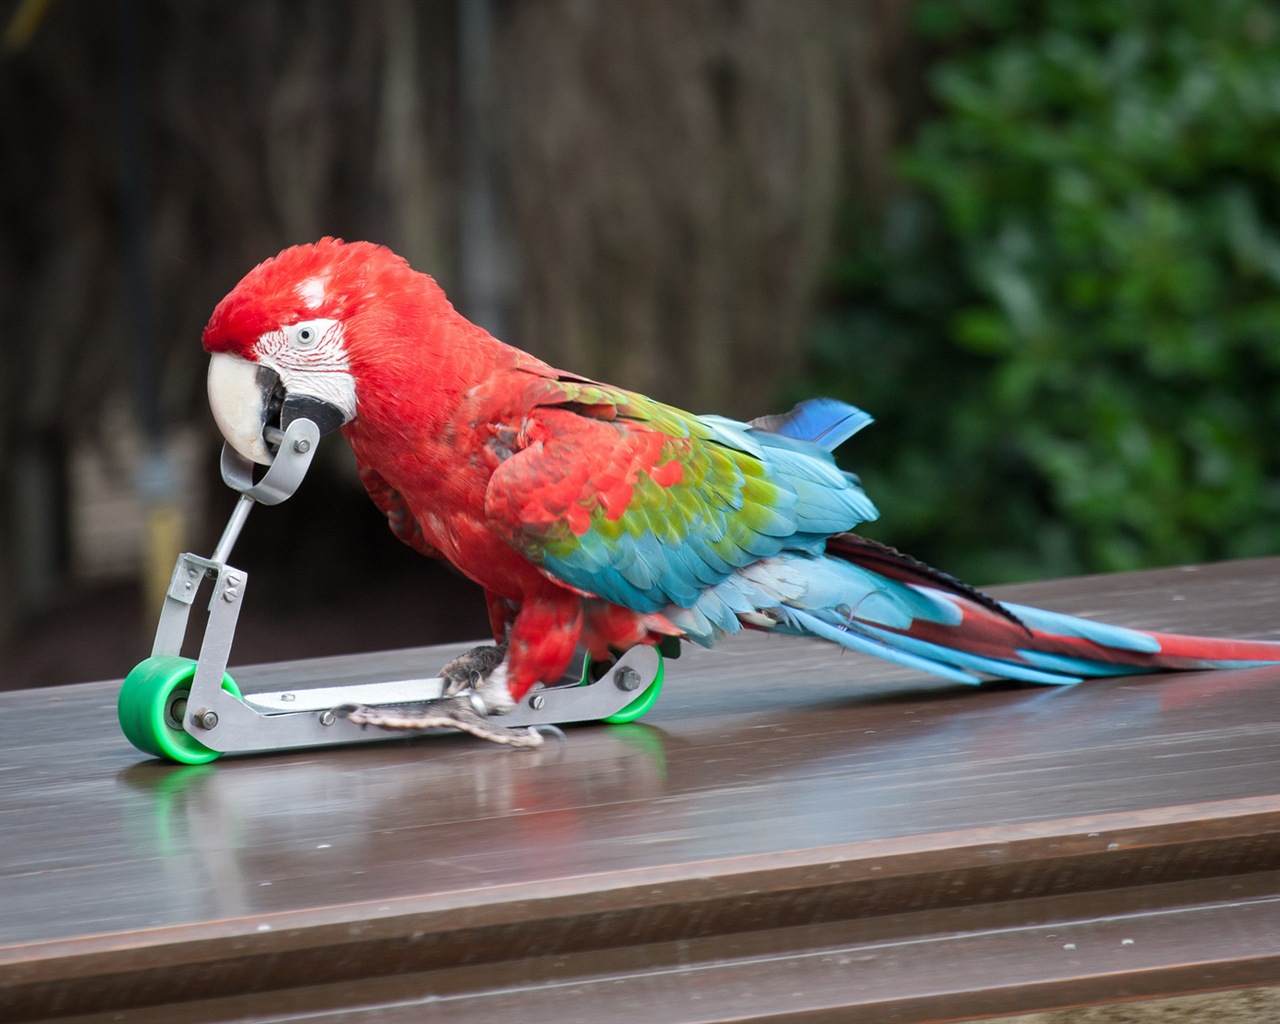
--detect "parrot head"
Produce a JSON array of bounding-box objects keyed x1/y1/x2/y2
[{"x1": 202, "y1": 237, "x2": 437, "y2": 465}]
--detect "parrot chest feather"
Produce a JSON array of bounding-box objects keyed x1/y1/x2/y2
[{"x1": 344, "y1": 404, "x2": 578, "y2": 606}]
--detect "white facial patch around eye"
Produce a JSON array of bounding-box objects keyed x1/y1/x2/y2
[
  {"x1": 280, "y1": 318, "x2": 342, "y2": 354},
  {"x1": 256, "y1": 319, "x2": 358, "y2": 425},
  {"x1": 257, "y1": 319, "x2": 344, "y2": 361}
]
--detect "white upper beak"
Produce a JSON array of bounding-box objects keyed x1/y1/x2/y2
[{"x1": 207, "y1": 352, "x2": 276, "y2": 466}]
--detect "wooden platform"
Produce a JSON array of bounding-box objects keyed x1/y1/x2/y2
[{"x1": 5, "y1": 559, "x2": 1280, "y2": 1022}]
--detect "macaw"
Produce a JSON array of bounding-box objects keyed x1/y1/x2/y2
[{"x1": 203, "y1": 238, "x2": 1280, "y2": 741}]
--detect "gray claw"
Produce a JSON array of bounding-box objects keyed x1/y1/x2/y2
[{"x1": 439, "y1": 642, "x2": 508, "y2": 694}]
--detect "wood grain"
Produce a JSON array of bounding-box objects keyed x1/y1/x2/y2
[{"x1": 4, "y1": 559, "x2": 1280, "y2": 1021}]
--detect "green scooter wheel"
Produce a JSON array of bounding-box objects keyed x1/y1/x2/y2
[
  {"x1": 586, "y1": 650, "x2": 665, "y2": 725},
  {"x1": 118, "y1": 656, "x2": 242, "y2": 765}
]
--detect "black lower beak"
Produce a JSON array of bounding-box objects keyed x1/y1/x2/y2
[{"x1": 281, "y1": 394, "x2": 347, "y2": 438}]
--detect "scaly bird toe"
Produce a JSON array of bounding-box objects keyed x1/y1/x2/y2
[{"x1": 339, "y1": 694, "x2": 543, "y2": 748}]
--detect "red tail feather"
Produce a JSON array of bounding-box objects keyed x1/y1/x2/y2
[{"x1": 827, "y1": 533, "x2": 1280, "y2": 676}]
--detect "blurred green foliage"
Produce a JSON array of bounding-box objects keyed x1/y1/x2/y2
[{"x1": 804, "y1": 0, "x2": 1280, "y2": 583}]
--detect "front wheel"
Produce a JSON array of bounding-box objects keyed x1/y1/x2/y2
[{"x1": 118, "y1": 656, "x2": 242, "y2": 765}]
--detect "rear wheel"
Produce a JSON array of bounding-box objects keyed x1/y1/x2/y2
[{"x1": 580, "y1": 650, "x2": 665, "y2": 724}]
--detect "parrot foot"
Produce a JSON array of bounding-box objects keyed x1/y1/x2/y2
[
  {"x1": 341, "y1": 663, "x2": 527, "y2": 746},
  {"x1": 340, "y1": 694, "x2": 544, "y2": 748},
  {"x1": 439, "y1": 642, "x2": 509, "y2": 692}
]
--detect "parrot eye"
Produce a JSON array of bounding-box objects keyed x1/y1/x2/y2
[{"x1": 279, "y1": 317, "x2": 340, "y2": 355}]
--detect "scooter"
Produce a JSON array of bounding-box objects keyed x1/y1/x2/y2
[{"x1": 117, "y1": 418, "x2": 665, "y2": 764}]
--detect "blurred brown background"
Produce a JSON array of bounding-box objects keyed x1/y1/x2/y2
[
  {"x1": 13, "y1": 0, "x2": 1278, "y2": 691},
  {"x1": 0, "y1": 0, "x2": 913, "y2": 687}
]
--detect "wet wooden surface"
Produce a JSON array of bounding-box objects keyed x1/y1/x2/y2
[{"x1": 5, "y1": 559, "x2": 1280, "y2": 1021}]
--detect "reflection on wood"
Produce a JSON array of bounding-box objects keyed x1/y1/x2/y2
[{"x1": 4, "y1": 559, "x2": 1280, "y2": 1021}]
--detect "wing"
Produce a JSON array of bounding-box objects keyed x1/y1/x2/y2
[{"x1": 481, "y1": 374, "x2": 878, "y2": 613}]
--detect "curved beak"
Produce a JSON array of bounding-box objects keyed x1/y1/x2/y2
[{"x1": 207, "y1": 353, "x2": 348, "y2": 466}]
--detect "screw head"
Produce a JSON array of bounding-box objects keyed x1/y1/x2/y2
[
  {"x1": 614, "y1": 666, "x2": 643, "y2": 692},
  {"x1": 222, "y1": 588, "x2": 239, "y2": 602},
  {"x1": 194, "y1": 708, "x2": 219, "y2": 730},
  {"x1": 293, "y1": 438, "x2": 312, "y2": 454},
  {"x1": 529, "y1": 693, "x2": 546, "y2": 711},
  {"x1": 319, "y1": 710, "x2": 336, "y2": 726}
]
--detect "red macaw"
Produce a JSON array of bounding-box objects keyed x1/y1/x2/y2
[{"x1": 202, "y1": 238, "x2": 1280, "y2": 738}]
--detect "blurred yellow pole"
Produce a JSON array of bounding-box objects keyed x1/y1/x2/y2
[
  {"x1": 2, "y1": 0, "x2": 53, "y2": 52},
  {"x1": 143, "y1": 500, "x2": 183, "y2": 618}
]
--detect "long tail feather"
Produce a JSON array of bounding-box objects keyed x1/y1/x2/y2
[
  {"x1": 819, "y1": 534, "x2": 1280, "y2": 681},
  {"x1": 669, "y1": 533, "x2": 1280, "y2": 685}
]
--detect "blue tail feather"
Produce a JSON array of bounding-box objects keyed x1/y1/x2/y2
[
  {"x1": 750, "y1": 398, "x2": 873, "y2": 452},
  {"x1": 781, "y1": 606, "x2": 982, "y2": 685},
  {"x1": 1002, "y1": 603, "x2": 1162, "y2": 654}
]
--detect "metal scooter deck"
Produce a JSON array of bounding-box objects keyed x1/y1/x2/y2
[{"x1": 241, "y1": 646, "x2": 659, "y2": 725}]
